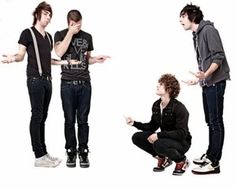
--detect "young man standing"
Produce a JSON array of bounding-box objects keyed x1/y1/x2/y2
[
  {"x1": 1, "y1": 1, "x2": 61, "y2": 167},
  {"x1": 54, "y1": 9, "x2": 110, "y2": 168},
  {"x1": 179, "y1": 4, "x2": 230, "y2": 174}
]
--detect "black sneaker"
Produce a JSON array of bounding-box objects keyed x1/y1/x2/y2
[
  {"x1": 153, "y1": 157, "x2": 172, "y2": 172},
  {"x1": 78, "y1": 148, "x2": 90, "y2": 168},
  {"x1": 66, "y1": 148, "x2": 77, "y2": 168}
]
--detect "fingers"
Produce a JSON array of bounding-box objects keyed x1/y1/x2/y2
[
  {"x1": 189, "y1": 70, "x2": 197, "y2": 76},
  {"x1": 123, "y1": 115, "x2": 133, "y2": 125}
]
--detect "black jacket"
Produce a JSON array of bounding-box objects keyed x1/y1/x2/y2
[{"x1": 133, "y1": 98, "x2": 192, "y2": 143}]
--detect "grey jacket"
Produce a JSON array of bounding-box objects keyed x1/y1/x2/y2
[{"x1": 193, "y1": 20, "x2": 230, "y2": 86}]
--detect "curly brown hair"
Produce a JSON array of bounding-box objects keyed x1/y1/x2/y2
[{"x1": 158, "y1": 74, "x2": 180, "y2": 98}]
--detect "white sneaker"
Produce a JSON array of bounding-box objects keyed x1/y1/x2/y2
[
  {"x1": 34, "y1": 155, "x2": 60, "y2": 168},
  {"x1": 192, "y1": 161, "x2": 220, "y2": 175},
  {"x1": 193, "y1": 154, "x2": 209, "y2": 165},
  {"x1": 46, "y1": 153, "x2": 62, "y2": 165}
]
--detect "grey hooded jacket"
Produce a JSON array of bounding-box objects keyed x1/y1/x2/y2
[{"x1": 192, "y1": 20, "x2": 230, "y2": 86}]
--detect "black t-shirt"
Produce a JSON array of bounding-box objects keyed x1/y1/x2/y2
[
  {"x1": 18, "y1": 27, "x2": 52, "y2": 78},
  {"x1": 54, "y1": 29, "x2": 94, "y2": 81}
]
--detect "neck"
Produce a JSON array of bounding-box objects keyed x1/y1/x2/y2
[
  {"x1": 34, "y1": 22, "x2": 46, "y2": 36},
  {"x1": 160, "y1": 96, "x2": 170, "y2": 108},
  {"x1": 191, "y1": 23, "x2": 199, "y2": 32}
]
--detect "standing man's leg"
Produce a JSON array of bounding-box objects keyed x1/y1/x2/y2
[
  {"x1": 192, "y1": 81, "x2": 226, "y2": 174},
  {"x1": 77, "y1": 81, "x2": 91, "y2": 168},
  {"x1": 204, "y1": 81, "x2": 226, "y2": 163},
  {"x1": 61, "y1": 81, "x2": 77, "y2": 167},
  {"x1": 40, "y1": 80, "x2": 52, "y2": 154},
  {"x1": 27, "y1": 79, "x2": 46, "y2": 158},
  {"x1": 27, "y1": 79, "x2": 58, "y2": 167}
]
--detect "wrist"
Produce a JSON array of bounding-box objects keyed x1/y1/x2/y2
[
  {"x1": 67, "y1": 59, "x2": 71, "y2": 65},
  {"x1": 11, "y1": 56, "x2": 16, "y2": 63}
]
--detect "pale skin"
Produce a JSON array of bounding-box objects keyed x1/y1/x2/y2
[
  {"x1": 124, "y1": 82, "x2": 170, "y2": 144},
  {"x1": 54, "y1": 19, "x2": 110, "y2": 64},
  {"x1": 1, "y1": 10, "x2": 79, "y2": 66},
  {"x1": 179, "y1": 13, "x2": 219, "y2": 85},
  {"x1": 1, "y1": 10, "x2": 53, "y2": 64}
]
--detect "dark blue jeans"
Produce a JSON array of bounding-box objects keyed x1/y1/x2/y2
[
  {"x1": 61, "y1": 80, "x2": 91, "y2": 151},
  {"x1": 27, "y1": 78, "x2": 52, "y2": 158},
  {"x1": 202, "y1": 80, "x2": 226, "y2": 162},
  {"x1": 132, "y1": 131, "x2": 191, "y2": 162}
]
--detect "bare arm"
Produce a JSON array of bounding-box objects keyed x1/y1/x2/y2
[
  {"x1": 51, "y1": 59, "x2": 81, "y2": 65},
  {"x1": 189, "y1": 63, "x2": 219, "y2": 80},
  {"x1": 88, "y1": 51, "x2": 111, "y2": 65},
  {"x1": 54, "y1": 24, "x2": 80, "y2": 58},
  {"x1": 1, "y1": 44, "x2": 26, "y2": 63}
]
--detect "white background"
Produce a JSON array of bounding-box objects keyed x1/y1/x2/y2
[{"x1": 0, "y1": 0, "x2": 235, "y2": 187}]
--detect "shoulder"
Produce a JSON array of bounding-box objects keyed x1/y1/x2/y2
[
  {"x1": 55, "y1": 28, "x2": 68, "y2": 37},
  {"x1": 152, "y1": 99, "x2": 161, "y2": 109},
  {"x1": 172, "y1": 99, "x2": 188, "y2": 113},
  {"x1": 20, "y1": 28, "x2": 31, "y2": 37},
  {"x1": 80, "y1": 30, "x2": 92, "y2": 38}
]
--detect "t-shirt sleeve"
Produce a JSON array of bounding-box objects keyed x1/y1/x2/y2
[
  {"x1": 18, "y1": 29, "x2": 30, "y2": 48},
  {"x1": 88, "y1": 34, "x2": 94, "y2": 51},
  {"x1": 54, "y1": 31, "x2": 62, "y2": 44}
]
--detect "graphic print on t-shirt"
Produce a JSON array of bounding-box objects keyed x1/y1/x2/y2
[{"x1": 63, "y1": 38, "x2": 89, "y2": 70}]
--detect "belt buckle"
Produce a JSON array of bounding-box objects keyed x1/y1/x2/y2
[{"x1": 73, "y1": 80, "x2": 78, "y2": 85}]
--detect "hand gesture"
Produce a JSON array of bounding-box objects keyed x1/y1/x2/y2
[
  {"x1": 147, "y1": 133, "x2": 158, "y2": 144},
  {"x1": 1, "y1": 54, "x2": 15, "y2": 64},
  {"x1": 189, "y1": 71, "x2": 206, "y2": 80},
  {"x1": 68, "y1": 23, "x2": 81, "y2": 35},
  {"x1": 182, "y1": 79, "x2": 199, "y2": 86},
  {"x1": 124, "y1": 115, "x2": 134, "y2": 126},
  {"x1": 94, "y1": 55, "x2": 111, "y2": 63}
]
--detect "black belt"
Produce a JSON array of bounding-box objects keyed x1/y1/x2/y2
[
  {"x1": 28, "y1": 76, "x2": 52, "y2": 81},
  {"x1": 63, "y1": 80, "x2": 86, "y2": 85}
]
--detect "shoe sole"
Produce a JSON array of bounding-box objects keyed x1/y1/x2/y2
[
  {"x1": 80, "y1": 164, "x2": 90, "y2": 168},
  {"x1": 153, "y1": 161, "x2": 173, "y2": 172},
  {"x1": 66, "y1": 163, "x2": 76, "y2": 168},
  {"x1": 172, "y1": 172, "x2": 184, "y2": 176},
  {"x1": 35, "y1": 164, "x2": 58, "y2": 168},
  {"x1": 192, "y1": 168, "x2": 220, "y2": 175}
]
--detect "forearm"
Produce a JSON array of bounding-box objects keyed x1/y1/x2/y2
[
  {"x1": 51, "y1": 59, "x2": 69, "y2": 65},
  {"x1": 88, "y1": 57, "x2": 96, "y2": 64},
  {"x1": 55, "y1": 32, "x2": 73, "y2": 58},
  {"x1": 204, "y1": 63, "x2": 219, "y2": 78}
]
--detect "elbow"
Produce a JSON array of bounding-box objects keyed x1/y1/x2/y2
[{"x1": 55, "y1": 51, "x2": 63, "y2": 58}]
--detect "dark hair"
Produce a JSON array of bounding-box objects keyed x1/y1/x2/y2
[
  {"x1": 158, "y1": 74, "x2": 180, "y2": 99},
  {"x1": 67, "y1": 9, "x2": 82, "y2": 24},
  {"x1": 32, "y1": 1, "x2": 52, "y2": 25},
  {"x1": 180, "y1": 4, "x2": 203, "y2": 24}
]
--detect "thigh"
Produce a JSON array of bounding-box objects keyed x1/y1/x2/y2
[
  {"x1": 61, "y1": 81, "x2": 76, "y2": 121},
  {"x1": 27, "y1": 79, "x2": 45, "y2": 110},
  {"x1": 204, "y1": 81, "x2": 226, "y2": 124},
  {"x1": 77, "y1": 82, "x2": 91, "y2": 122},
  {"x1": 154, "y1": 138, "x2": 189, "y2": 154},
  {"x1": 132, "y1": 131, "x2": 154, "y2": 143}
]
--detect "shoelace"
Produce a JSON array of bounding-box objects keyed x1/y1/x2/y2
[
  {"x1": 47, "y1": 154, "x2": 58, "y2": 161},
  {"x1": 199, "y1": 161, "x2": 210, "y2": 168}
]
